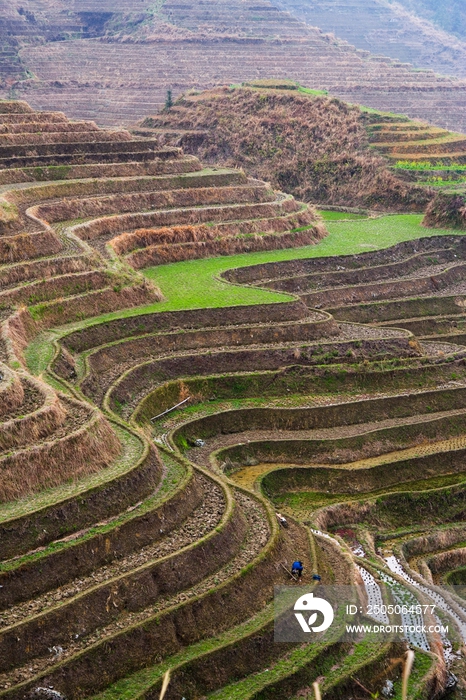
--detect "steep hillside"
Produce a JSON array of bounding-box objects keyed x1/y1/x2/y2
[
  {"x1": 139, "y1": 84, "x2": 432, "y2": 211},
  {"x1": 3, "y1": 98, "x2": 466, "y2": 698},
  {"x1": 404, "y1": 0, "x2": 466, "y2": 40},
  {"x1": 0, "y1": 0, "x2": 466, "y2": 132},
  {"x1": 0, "y1": 0, "x2": 112, "y2": 84},
  {"x1": 276, "y1": 0, "x2": 466, "y2": 79}
]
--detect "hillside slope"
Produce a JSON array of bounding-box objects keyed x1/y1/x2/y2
[
  {"x1": 0, "y1": 0, "x2": 466, "y2": 132},
  {"x1": 404, "y1": 0, "x2": 466, "y2": 40},
  {"x1": 139, "y1": 84, "x2": 432, "y2": 211},
  {"x1": 2, "y1": 98, "x2": 466, "y2": 699},
  {"x1": 276, "y1": 0, "x2": 466, "y2": 79}
]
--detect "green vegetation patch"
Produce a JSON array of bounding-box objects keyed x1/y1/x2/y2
[
  {"x1": 206, "y1": 620, "x2": 348, "y2": 699},
  {"x1": 90, "y1": 604, "x2": 275, "y2": 700},
  {"x1": 143, "y1": 215, "x2": 461, "y2": 313},
  {"x1": 395, "y1": 161, "x2": 466, "y2": 171},
  {"x1": 318, "y1": 210, "x2": 368, "y2": 220},
  {"x1": 22, "y1": 218, "x2": 465, "y2": 388}
]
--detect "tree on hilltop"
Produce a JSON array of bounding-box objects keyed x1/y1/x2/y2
[{"x1": 165, "y1": 89, "x2": 173, "y2": 111}]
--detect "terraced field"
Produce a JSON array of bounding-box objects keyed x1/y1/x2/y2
[
  {"x1": 367, "y1": 118, "x2": 466, "y2": 166},
  {"x1": 363, "y1": 110, "x2": 466, "y2": 197},
  {"x1": 2, "y1": 96, "x2": 466, "y2": 698},
  {"x1": 136, "y1": 82, "x2": 466, "y2": 214},
  {"x1": 1, "y1": 0, "x2": 465, "y2": 135},
  {"x1": 275, "y1": 0, "x2": 466, "y2": 79}
]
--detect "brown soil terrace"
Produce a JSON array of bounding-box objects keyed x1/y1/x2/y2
[{"x1": 1, "y1": 97, "x2": 466, "y2": 698}]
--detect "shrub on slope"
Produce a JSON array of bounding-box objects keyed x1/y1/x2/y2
[
  {"x1": 423, "y1": 191, "x2": 466, "y2": 229},
  {"x1": 146, "y1": 87, "x2": 432, "y2": 211}
]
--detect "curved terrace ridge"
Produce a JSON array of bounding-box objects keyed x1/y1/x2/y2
[{"x1": 1, "y1": 98, "x2": 466, "y2": 699}]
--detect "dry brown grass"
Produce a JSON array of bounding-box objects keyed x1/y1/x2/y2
[
  {"x1": 72, "y1": 197, "x2": 299, "y2": 241},
  {"x1": 0, "y1": 101, "x2": 33, "y2": 114},
  {"x1": 2, "y1": 307, "x2": 38, "y2": 365},
  {"x1": 403, "y1": 526, "x2": 466, "y2": 558},
  {"x1": 0, "y1": 255, "x2": 92, "y2": 289},
  {"x1": 427, "y1": 548, "x2": 466, "y2": 576},
  {"x1": 0, "y1": 130, "x2": 131, "y2": 145},
  {"x1": 0, "y1": 270, "x2": 110, "y2": 306},
  {"x1": 0, "y1": 120, "x2": 99, "y2": 134},
  {"x1": 0, "y1": 363, "x2": 24, "y2": 418},
  {"x1": 32, "y1": 184, "x2": 272, "y2": 224},
  {"x1": 0, "y1": 383, "x2": 66, "y2": 452},
  {"x1": 52, "y1": 345, "x2": 77, "y2": 381},
  {"x1": 147, "y1": 87, "x2": 432, "y2": 211},
  {"x1": 314, "y1": 501, "x2": 375, "y2": 532},
  {"x1": 127, "y1": 227, "x2": 325, "y2": 268},
  {"x1": 0, "y1": 158, "x2": 199, "y2": 186},
  {"x1": 0, "y1": 409, "x2": 121, "y2": 503},
  {"x1": 423, "y1": 192, "x2": 466, "y2": 230},
  {"x1": 0, "y1": 230, "x2": 62, "y2": 265},
  {"x1": 112, "y1": 223, "x2": 219, "y2": 255},
  {"x1": 31, "y1": 283, "x2": 163, "y2": 328},
  {"x1": 111, "y1": 207, "x2": 318, "y2": 255}
]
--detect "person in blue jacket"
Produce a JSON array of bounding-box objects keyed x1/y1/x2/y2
[{"x1": 291, "y1": 560, "x2": 304, "y2": 580}]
